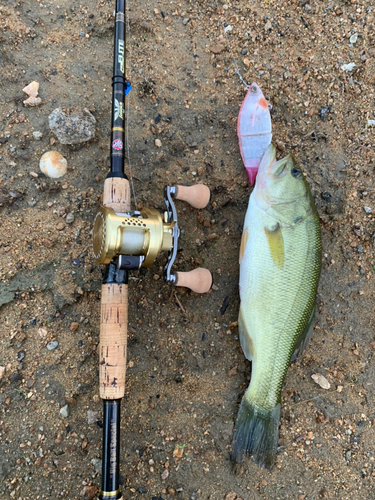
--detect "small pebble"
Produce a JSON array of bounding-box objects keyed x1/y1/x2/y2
[
  {"x1": 364, "y1": 206, "x2": 372, "y2": 214},
  {"x1": 87, "y1": 410, "x2": 99, "y2": 425},
  {"x1": 161, "y1": 469, "x2": 169, "y2": 480},
  {"x1": 0, "y1": 366, "x2": 5, "y2": 380},
  {"x1": 210, "y1": 44, "x2": 225, "y2": 54},
  {"x1": 311, "y1": 373, "x2": 330, "y2": 389},
  {"x1": 320, "y1": 108, "x2": 328, "y2": 121},
  {"x1": 66, "y1": 213, "x2": 75, "y2": 224},
  {"x1": 17, "y1": 351, "x2": 26, "y2": 362},
  {"x1": 341, "y1": 62, "x2": 356, "y2": 72},
  {"x1": 91, "y1": 458, "x2": 102, "y2": 474},
  {"x1": 138, "y1": 487, "x2": 148, "y2": 494},
  {"x1": 60, "y1": 404, "x2": 69, "y2": 418},
  {"x1": 42, "y1": 239, "x2": 54, "y2": 249},
  {"x1": 38, "y1": 328, "x2": 47, "y2": 338},
  {"x1": 349, "y1": 33, "x2": 358, "y2": 44},
  {"x1": 155, "y1": 139, "x2": 162, "y2": 147},
  {"x1": 33, "y1": 131, "x2": 43, "y2": 140},
  {"x1": 47, "y1": 341, "x2": 59, "y2": 351},
  {"x1": 80, "y1": 486, "x2": 97, "y2": 500},
  {"x1": 357, "y1": 245, "x2": 363, "y2": 253}
]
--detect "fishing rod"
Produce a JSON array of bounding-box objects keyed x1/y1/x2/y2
[{"x1": 92, "y1": 2, "x2": 212, "y2": 498}]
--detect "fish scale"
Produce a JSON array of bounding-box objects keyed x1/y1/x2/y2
[{"x1": 231, "y1": 144, "x2": 321, "y2": 469}]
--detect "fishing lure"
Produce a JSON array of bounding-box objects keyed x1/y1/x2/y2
[{"x1": 237, "y1": 82, "x2": 272, "y2": 186}]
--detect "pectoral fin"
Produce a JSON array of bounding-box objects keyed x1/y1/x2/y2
[
  {"x1": 239, "y1": 228, "x2": 249, "y2": 263},
  {"x1": 264, "y1": 224, "x2": 285, "y2": 268},
  {"x1": 291, "y1": 306, "x2": 316, "y2": 362},
  {"x1": 238, "y1": 307, "x2": 255, "y2": 361}
]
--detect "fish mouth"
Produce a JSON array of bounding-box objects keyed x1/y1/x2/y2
[
  {"x1": 267, "y1": 155, "x2": 291, "y2": 177},
  {"x1": 256, "y1": 144, "x2": 276, "y2": 182},
  {"x1": 256, "y1": 145, "x2": 292, "y2": 182}
]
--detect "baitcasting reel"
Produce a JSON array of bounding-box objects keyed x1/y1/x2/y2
[{"x1": 93, "y1": 184, "x2": 212, "y2": 293}]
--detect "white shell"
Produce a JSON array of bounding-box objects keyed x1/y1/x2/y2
[
  {"x1": 23, "y1": 81, "x2": 39, "y2": 98},
  {"x1": 39, "y1": 151, "x2": 67, "y2": 178},
  {"x1": 23, "y1": 96, "x2": 42, "y2": 107}
]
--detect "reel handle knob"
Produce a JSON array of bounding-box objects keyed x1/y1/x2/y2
[
  {"x1": 175, "y1": 268, "x2": 212, "y2": 294},
  {"x1": 174, "y1": 184, "x2": 210, "y2": 209}
]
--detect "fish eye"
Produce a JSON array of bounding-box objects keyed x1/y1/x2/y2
[
  {"x1": 291, "y1": 168, "x2": 301, "y2": 178},
  {"x1": 250, "y1": 86, "x2": 257, "y2": 92}
]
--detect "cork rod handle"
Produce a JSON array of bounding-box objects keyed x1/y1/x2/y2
[
  {"x1": 175, "y1": 184, "x2": 210, "y2": 209},
  {"x1": 99, "y1": 177, "x2": 130, "y2": 400}
]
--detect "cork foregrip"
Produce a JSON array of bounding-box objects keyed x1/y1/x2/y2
[
  {"x1": 103, "y1": 177, "x2": 131, "y2": 212},
  {"x1": 99, "y1": 177, "x2": 130, "y2": 399}
]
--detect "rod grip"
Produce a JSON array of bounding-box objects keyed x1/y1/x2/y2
[
  {"x1": 99, "y1": 284, "x2": 128, "y2": 399},
  {"x1": 103, "y1": 177, "x2": 131, "y2": 212},
  {"x1": 175, "y1": 268, "x2": 212, "y2": 293},
  {"x1": 99, "y1": 177, "x2": 130, "y2": 400},
  {"x1": 174, "y1": 184, "x2": 210, "y2": 209}
]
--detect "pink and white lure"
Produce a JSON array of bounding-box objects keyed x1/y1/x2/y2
[{"x1": 237, "y1": 82, "x2": 272, "y2": 186}]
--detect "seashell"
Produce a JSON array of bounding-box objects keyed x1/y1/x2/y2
[
  {"x1": 39, "y1": 151, "x2": 67, "y2": 178},
  {"x1": 22, "y1": 81, "x2": 39, "y2": 98},
  {"x1": 24, "y1": 96, "x2": 42, "y2": 107}
]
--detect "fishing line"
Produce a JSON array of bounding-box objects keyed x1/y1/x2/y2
[
  {"x1": 125, "y1": 2, "x2": 138, "y2": 208},
  {"x1": 213, "y1": 0, "x2": 250, "y2": 90}
]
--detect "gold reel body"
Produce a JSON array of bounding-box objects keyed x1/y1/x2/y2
[
  {"x1": 92, "y1": 182, "x2": 212, "y2": 293},
  {"x1": 93, "y1": 206, "x2": 174, "y2": 266}
]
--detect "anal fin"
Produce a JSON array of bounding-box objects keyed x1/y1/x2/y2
[
  {"x1": 291, "y1": 305, "x2": 315, "y2": 362},
  {"x1": 238, "y1": 307, "x2": 254, "y2": 362}
]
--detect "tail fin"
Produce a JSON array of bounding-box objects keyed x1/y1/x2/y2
[{"x1": 230, "y1": 396, "x2": 281, "y2": 469}]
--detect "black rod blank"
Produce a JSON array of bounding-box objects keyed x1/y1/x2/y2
[
  {"x1": 100, "y1": 400, "x2": 122, "y2": 500},
  {"x1": 110, "y1": 0, "x2": 127, "y2": 178}
]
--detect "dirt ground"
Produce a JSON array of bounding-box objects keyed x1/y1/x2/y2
[{"x1": 1, "y1": 0, "x2": 375, "y2": 499}]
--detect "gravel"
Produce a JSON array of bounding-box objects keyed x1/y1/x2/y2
[{"x1": 46, "y1": 341, "x2": 59, "y2": 351}]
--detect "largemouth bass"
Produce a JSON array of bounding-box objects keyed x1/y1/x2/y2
[{"x1": 231, "y1": 144, "x2": 322, "y2": 469}]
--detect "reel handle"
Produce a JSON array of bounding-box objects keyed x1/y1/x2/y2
[
  {"x1": 174, "y1": 184, "x2": 210, "y2": 209},
  {"x1": 175, "y1": 268, "x2": 212, "y2": 294}
]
